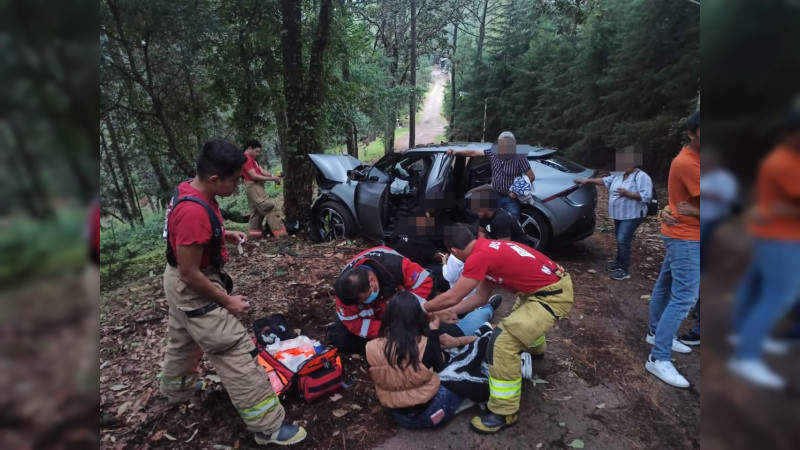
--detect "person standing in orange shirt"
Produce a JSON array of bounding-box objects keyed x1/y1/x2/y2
[
  {"x1": 644, "y1": 111, "x2": 701, "y2": 389},
  {"x1": 728, "y1": 108, "x2": 800, "y2": 390}
]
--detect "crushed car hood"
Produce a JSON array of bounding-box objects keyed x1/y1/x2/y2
[{"x1": 308, "y1": 154, "x2": 363, "y2": 183}]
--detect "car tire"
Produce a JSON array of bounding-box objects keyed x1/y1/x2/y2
[
  {"x1": 519, "y1": 207, "x2": 551, "y2": 251},
  {"x1": 309, "y1": 200, "x2": 357, "y2": 243}
]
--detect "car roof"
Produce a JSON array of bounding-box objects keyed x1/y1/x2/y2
[{"x1": 403, "y1": 142, "x2": 557, "y2": 157}]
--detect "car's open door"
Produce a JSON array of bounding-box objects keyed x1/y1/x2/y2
[
  {"x1": 354, "y1": 164, "x2": 391, "y2": 242},
  {"x1": 423, "y1": 152, "x2": 455, "y2": 210}
]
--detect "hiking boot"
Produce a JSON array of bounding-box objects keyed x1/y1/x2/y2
[
  {"x1": 488, "y1": 294, "x2": 503, "y2": 311},
  {"x1": 727, "y1": 358, "x2": 786, "y2": 390},
  {"x1": 677, "y1": 331, "x2": 701, "y2": 346},
  {"x1": 605, "y1": 262, "x2": 621, "y2": 272},
  {"x1": 470, "y1": 411, "x2": 519, "y2": 434},
  {"x1": 646, "y1": 331, "x2": 691, "y2": 354},
  {"x1": 645, "y1": 355, "x2": 690, "y2": 388},
  {"x1": 610, "y1": 269, "x2": 631, "y2": 280},
  {"x1": 254, "y1": 423, "x2": 307, "y2": 446}
]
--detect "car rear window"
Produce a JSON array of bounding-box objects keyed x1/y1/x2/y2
[{"x1": 531, "y1": 154, "x2": 585, "y2": 173}]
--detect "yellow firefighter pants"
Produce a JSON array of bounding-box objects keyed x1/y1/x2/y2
[
  {"x1": 244, "y1": 180, "x2": 284, "y2": 235},
  {"x1": 160, "y1": 265, "x2": 285, "y2": 434},
  {"x1": 488, "y1": 273, "x2": 574, "y2": 415}
]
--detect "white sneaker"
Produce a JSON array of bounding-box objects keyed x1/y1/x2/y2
[
  {"x1": 727, "y1": 358, "x2": 786, "y2": 390},
  {"x1": 727, "y1": 333, "x2": 790, "y2": 355},
  {"x1": 645, "y1": 355, "x2": 690, "y2": 388},
  {"x1": 646, "y1": 331, "x2": 692, "y2": 354},
  {"x1": 455, "y1": 398, "x2": 477, "y2": 415}
]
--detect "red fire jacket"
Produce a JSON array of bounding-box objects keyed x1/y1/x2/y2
[{"x1": 333, "y1": 247, "x2": 433, "y2": 339}]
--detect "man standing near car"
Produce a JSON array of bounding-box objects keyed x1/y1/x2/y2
[
  {"x1": 242, "y1": 139, "x2": 285, "y2": 238},
  {"x1": 644, "y1": 110, "x2": 701, "y2": 389},
  {"x1": 447, "y1": 131, "x2": 534, "y2": 220}
]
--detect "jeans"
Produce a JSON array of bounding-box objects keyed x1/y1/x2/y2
[
  {"x1": 613, "y1": 217, "x2": 645, "y2": 272},
  {"x1": 456, "y1": 305, "x2": 494, "y2": 336},
  {"x1": 732, "y1": 239, "x2": 800, "y2": 359},
  {"x1": 498, "y1": 195, "x2": 521, "y2": 221},
  {"x1": 699, "y1": 219, "x2": 722, "y2": 272},
  {"x1": 648, "y1": 236, "x2": 700, "y2": 361},
  {"x1": 390, "y1": 385, "x2": 463, "y2": 429}
]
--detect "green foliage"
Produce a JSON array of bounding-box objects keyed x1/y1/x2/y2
[
  {"x1": 451, "y1": 0, "x2": 699, "y2": 177},
  {"x1": 0, "y1": 211, "x2": 87, "y2": 288}
]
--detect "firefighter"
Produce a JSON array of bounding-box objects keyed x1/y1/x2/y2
[
  {"x1": 328, "y1": 246, "x2": 435, "y2": 354},
  {"x1": 242, "y1": 139, "x2": 285, "y2": 237},
  {"x1": 422, "y1": 224, "x2": 573, "y2": 434},
  {"x1": 160, "y1": 139, "x2": 305, "y2": 446}
]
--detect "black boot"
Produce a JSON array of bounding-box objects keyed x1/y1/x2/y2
[{"x1": 470, "y1": 411, "x2": 519, "y2": 434}]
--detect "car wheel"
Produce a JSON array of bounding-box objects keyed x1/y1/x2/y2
[
  {"x1": 310, "y1": 201, "x2": 357, "y2": 242},
  {"x1": 519, "y1": 207, "x2": 551, "y2": 250}
]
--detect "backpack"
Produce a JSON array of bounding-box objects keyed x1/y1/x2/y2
[
  {"x1": 634, "y1": 171, "x2": 659, "y2": 216},
  {"x1": 163, "y1": 185, "x2": 233, "y2": 293},
  {"x1": 164, "y1": 186, "x2": 224, "y2": 269}
]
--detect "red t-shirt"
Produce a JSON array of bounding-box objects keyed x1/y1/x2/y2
[
  {"x1": 89, "y1": 197, "x2": 101, "y2": 263},
  {"x1": 167, "y1": 181, "x2": 228, "y2": 268},
  {"x1": 462, "y1": 238, "x2": 561, "y2": 294},
  {"x1": 242, "y1": 153, "x2": 263, "y2": 181}
]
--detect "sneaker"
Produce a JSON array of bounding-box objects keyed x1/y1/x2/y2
[
  {"x1": 727, "y1": 358, "x2": 786, "y2": 390},
  {"x1": 645, "y1": 355, "x2": 690, "y2": 388},
  {"x1": 254, "y1": 423, "x2": 307, "y2": 446},
  {"x1": 520, "y1": 352, "x2": 533, "y2": 380},
  {"x1": 455, "y1": 398, "x2": 477, "y2": 415},
  {"x1": 610, "y1": 269, "x2": 631, "y2": 280},
  {"x1": 727, "y1": 333, "x2": 789, "y2": 355},
  {"x1": 646, "y1": 331, "x2": 691, "y2": 354},
  {"x1": 488, "y1": 294, "x2": 503, "y2": 311},
  {"x1": 470, "y1": 411, "x2": 519, "y2": 434},
  {"x1": 605, "y1": 262, "x2": 621, "y2": 272},
  {"x1": 677, "y1": 331, "x2": 701, "y2": 346}
]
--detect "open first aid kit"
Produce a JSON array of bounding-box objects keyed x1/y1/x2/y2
[{"x1": 253, "y1": 315, "x2": 343, "y2": 402}]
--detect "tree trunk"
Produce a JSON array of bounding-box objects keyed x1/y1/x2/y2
[
  {"x1": 104, "y1": 116, "x2": 143, "y2": 225},
  {"x1": 342, "y1": 56, "x2": 358, "y2": 158},
  {"x1": 477, "y1": 0, "x2": 488, "y2": 63},
  {"x1": 449, "y1": 19, "x2": 458, "y2": 141},
  {"x1": 152, "y1": 96, "x2": 194, "y2": 177},
  {"x1": 9, "y1": 121, "x2": 53, "y2": 219},
  {"x1": 408, "y1": 0, "x2": 417, "y2": 148},
  {"x1": 280, "y1": 0, "x2": 333, "y2": 222},
  {"x1": 100, "y1": 132, "x2": 133, "y2": 223}
]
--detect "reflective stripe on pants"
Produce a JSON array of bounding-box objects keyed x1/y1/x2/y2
[{"x1": 489, "y1": 376, "x2": 522, "y2": 399}]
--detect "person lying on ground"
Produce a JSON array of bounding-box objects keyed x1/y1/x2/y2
[
  {"x1": 366, "y1": 292, "x2": 490, "y2": 429},
  {"x1": 422, "y1": 224, "x2": 574, "y2": 435},
  {"x1": 161, "y1": 139, "x2": 305, "y2": 446},
  {"x1": 328, "y1": 246, "x2": 449, "y2": 354}
]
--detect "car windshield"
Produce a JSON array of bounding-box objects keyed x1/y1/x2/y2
[{"x1": 532, "y1": 154, "x2": 585, "y2": 173}]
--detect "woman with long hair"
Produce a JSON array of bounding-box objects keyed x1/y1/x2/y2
[{"x1": 366, "y1": 291, "x2": 485, "y2": 428}]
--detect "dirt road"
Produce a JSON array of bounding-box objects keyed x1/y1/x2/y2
[{"x1": 395, "y1": 68, "x2": 448, "y2": 151}]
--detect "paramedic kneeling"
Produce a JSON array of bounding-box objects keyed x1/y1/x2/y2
[
  {"x1": 160, "y1": 139, "x2": 305, "y2": 446},
  {"x1": 328, "y1": 247, "x2": 435, "y2": 354},
  {"x1": 422, "y1": 224, "x2": 574, "y2": 434}
]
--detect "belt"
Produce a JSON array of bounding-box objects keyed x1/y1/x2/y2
[{"x1": 185, "y1": 303, "x2": 220, "y2": 318}]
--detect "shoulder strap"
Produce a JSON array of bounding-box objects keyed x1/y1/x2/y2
[{"x1": 165, "y1": 195, "x2": 224, "y2": 269}]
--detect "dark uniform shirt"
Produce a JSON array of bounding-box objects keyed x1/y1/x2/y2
[{"x1": 479, "y1": 209, "x2": 526, "y2": 244}]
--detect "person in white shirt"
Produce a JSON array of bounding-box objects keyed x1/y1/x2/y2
[{"x1": 574, "y1": 149, "x2": 653, "y2": 280}]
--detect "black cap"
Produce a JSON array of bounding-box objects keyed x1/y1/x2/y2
[{"x1": 686, "y1": 110, "x2": 700, "y2": 132}]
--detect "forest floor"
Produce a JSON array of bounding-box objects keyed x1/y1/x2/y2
[
  {"x1": 98, "y1": 188, "x2": 702, "y2": 449},
  {"x1": 394, "y1": 68, "x2": 448, "y2": 152}
]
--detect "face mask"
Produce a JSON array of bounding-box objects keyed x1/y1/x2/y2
[{"x1": 364, "y1": 289, "x2": 378, "y2": 304}]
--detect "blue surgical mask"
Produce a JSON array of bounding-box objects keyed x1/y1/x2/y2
[{"x1": 364, "y1": 290, "x2": 378, "y2": 304}]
